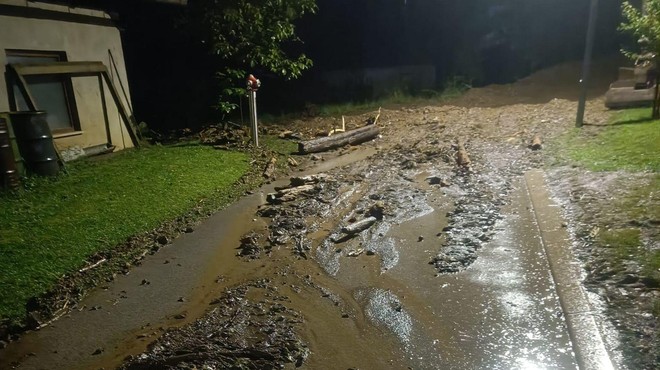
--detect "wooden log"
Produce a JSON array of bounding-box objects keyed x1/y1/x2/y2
[
  {"x1": 263, "y1": 157, "x2": 277, "y2": 179},
  {"x1": 341, "y1": 216, "x2": 377, "y2": 235},
  {"x1": 267, "y1": 184, "x2": 315, "y2": 204},
  {"x1": 530, "y1": 135, "x2": 542, "y2": 150},
  {"x1": 298, "y1": 125, "x2": 380, "y2": 154},
  {"x1": 289, "y1": 173, "x2": 332, "y2": 187},
  {"x1": 456, "y1": 139, "x2": 471, "y2": 167}
]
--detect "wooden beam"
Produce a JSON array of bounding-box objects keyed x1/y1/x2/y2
[
  {"x1": 11, "y1": 62, "x2": 106, "y2": 76},
  {"x1": 6, "y1": 65, "x2": 37, "y2": 111},
  {"x1": 98, "y1": 75, "x2": 112, "y2": 146},
  {"x1": 100, "y1": 70, "x2": 141, "y2": 147}
]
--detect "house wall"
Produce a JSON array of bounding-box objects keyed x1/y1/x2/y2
[{"x1": 0, "y1": 1, "x2": 134, "y2": 152}]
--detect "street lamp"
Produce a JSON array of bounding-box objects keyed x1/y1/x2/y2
[{"x1": 576, "y1": 0, "x2": 600, "y2": 127}]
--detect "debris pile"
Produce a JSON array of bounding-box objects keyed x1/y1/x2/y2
[
  {"x1": 257, "y1": 174, "x2": 340, "y2": 259},
  {"x1": 237, "y1": 232, "x2": 265, "y2": 259},
  {"x1": 121, "y1": 280, "x2": 308, "y2": 370},
  {"x1": 199, "y1": 125, "x2": 250, "y2": 149}
]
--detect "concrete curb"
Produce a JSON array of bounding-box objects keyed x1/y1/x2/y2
[{"x1": 524, "y1": 170, "x2": 615, "y2": 370}]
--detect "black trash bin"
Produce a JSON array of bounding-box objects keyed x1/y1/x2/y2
[
  {"x1": 0, "y1": 116, "x2": 21, "y2": 190},
  {"x1": 9, "y1": 111, "x2": 60, "y2": 176}
]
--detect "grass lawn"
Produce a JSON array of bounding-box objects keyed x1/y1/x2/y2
[
  {"x1": 0, "y1": 143, "x2": 251, "y2": 324},
  {"x1": 562, "y1": 107, "x2": 660, "y2": 171},
  {"x1": 556, "y1": 107, "x2": 660, "y2": 317}
]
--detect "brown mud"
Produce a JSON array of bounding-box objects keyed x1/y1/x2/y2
[{"x1": 1, "y1": 58, "x2": 658, "y2": 369}]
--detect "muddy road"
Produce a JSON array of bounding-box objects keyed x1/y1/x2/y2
[
  {"x1": 117, "y1": 96, "x2": 606, "y2": 370},
  {"x1": 3, "y1": 61, "x2": 658, "y2": 369}
]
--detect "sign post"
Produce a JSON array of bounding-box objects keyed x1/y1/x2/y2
[{"x1": 246, "y1": 74, "x2": 261, "y2": 147}]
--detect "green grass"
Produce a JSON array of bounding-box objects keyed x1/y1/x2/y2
[
  {"x1": 260, "y1": 134, "x2": 298, "y2": 155},
  {"x1": 0, "y1": 144, "x2": 250, "y2": 323},
  {"x1": 560, "y1": 108, "x2": 660, "y2": 171},
  {"x1": 598, "y1": 228, "x2": 643, "y2": 270},
  {"x1": 554, "y1": 107, "x2": 660, "y2": 319}
]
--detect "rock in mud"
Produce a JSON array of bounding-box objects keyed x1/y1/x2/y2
[{"x1": 238, "y1": 232, "x2": 264, "y2": 259}]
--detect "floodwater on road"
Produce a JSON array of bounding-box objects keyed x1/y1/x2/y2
[{"x1": 315, "y1": 172, "x2": 577, "y2": 369}]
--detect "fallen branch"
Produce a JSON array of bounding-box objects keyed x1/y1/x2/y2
[
  {"x1": 328, "y1": 116, "x2": 346, "y2": 136},
  {"x1": 298, "y1": 125, "x2": 380, "y2": 154},
  {"x1": 347, "y1": 248, "x2": 364, "y2": 257},
  {"x1": 367, "y1": 107, "x2": 382, "y2": 125},
  {"x1": 78, "y1": 258, "x2": 107, "y2": 273},
  {"x1": 266, "y1": 184, "x2": 315, "y2": 204},
  {"x1": 289, "y1": 173, "x2": 332, "y2": 187},
  {"x1": 341, "y1": 217, "x2": 377, "y2": 235},
  {"x1": 456, "y1": 139, "x2": 471, "y2": 167},
  {"x1": 263, "y1": 157, "x2": 277, "y2": 179}
]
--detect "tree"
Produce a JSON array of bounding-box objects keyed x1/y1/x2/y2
[
  {"x1": 187, "y1": 0, "x2": 317, "y2": 114},
  {"x1": 620, "y1": 0, "x2": 660, "y2": 119}
]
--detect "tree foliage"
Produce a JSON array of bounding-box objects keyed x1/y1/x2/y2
[
  {"x1": 620, "y1": 0, "x2": 660, "y2": 118},
  {"x1": 188, "y1": 0, "x2": 317, "y2": 114},
  {"x1": 620, "y1": 1, "x2": 660, "y2": 60}
]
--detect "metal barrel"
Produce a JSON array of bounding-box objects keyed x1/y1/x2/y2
[
  {"x1": 0, "y1": 117, "x2": 21, "y2": 190},
  {"x1": 10, "y1": 111, "x2": 60, "y2": 176}
]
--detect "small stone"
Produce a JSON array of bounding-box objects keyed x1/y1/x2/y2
[
  {"x1": 366, "y1": 250, "x2": 375, "y2": 256},
  {"x1": 156, "y1": 235, "x2": 169, "y2": 245},
  {"x1": 140, "y1": 279, "x2": 150, "y2": 286},
  {"x1": 418, "y1": 236, "x2": 424, "y2": 242},
  {"x1": 174, "y1": 313, "x2": 187, "y2": 320},
  {"x1": 427, "y1": 176, "x2": 442, "y2": 185},
  {"x1": 184, "y1": 227, "x2": 194, "y2": 233},
  {"x1": 177, "y1": 297, "x2": 185, "y2": 302},
  {"x1": 92, "y1": 348, "x2": 104, "y2": 355},
  {"x1": 341, "y1": 313, "x2": 349, "y2": 318}
]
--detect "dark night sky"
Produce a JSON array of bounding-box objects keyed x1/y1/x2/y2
[{"x1": 112, "y1": 0, "x2": 630, "y2": 129}]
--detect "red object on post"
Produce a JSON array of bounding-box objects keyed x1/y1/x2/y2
[{"x1": 247, "y1": 74, "x2": 260, "y2": 91}]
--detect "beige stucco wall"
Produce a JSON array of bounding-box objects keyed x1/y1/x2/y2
[{"x1": 0, "y1": 3, "x2": 135, "y2": 152}]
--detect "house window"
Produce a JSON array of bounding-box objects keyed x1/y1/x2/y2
[{"x1": 6, "y1": 50, "x2": 80, "y2": 133}]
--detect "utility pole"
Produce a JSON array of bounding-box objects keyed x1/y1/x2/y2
[{"x1": 576, "y1": 0, "x2": 599, "y2": 127}]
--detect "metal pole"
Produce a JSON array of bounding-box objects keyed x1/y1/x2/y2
[
  {"x1": 576, "y1": 0, "x2": 599, "y2": 127},
  {"x1": 248, "y1": 90, "x2": 259, "y2": 147}
]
